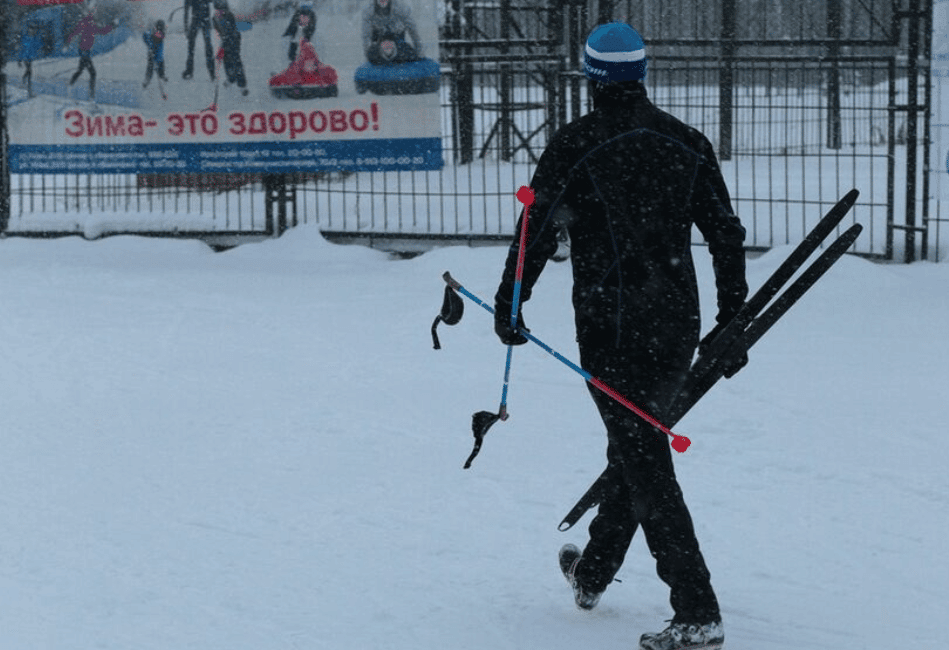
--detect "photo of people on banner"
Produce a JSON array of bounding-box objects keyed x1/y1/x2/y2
[{"x1": 3, "y1": 0, "x2": 443, "y2": 174}]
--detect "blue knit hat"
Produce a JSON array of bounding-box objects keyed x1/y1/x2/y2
[{"x1": 583, "y1": 23, "x2": 647, "y2": 83}]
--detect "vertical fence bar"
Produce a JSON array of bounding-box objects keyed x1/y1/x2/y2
[
  {"x1": 719, "y1": 0, "x2": 736, "y2": 161},
  {"x1": 920, "y1": 0, "x2": 933, "y2": 260},
  {"x1": 827, "y1": 0, "x2": 843, "y2": 149},
  {"x1": 0, "y1": 89, "x2": 8, "y2": 235},
  {"x1": 554, "y1": 1, "x2": 567, "y2": 130},
  {"x1": 568, "y1": 0, "x2": 585, "y2": 123},
  {"x1": 904, "y1": 0, "x2": 921, "y2": 262},
  {"x1": 456, "y1": 1, "x2": 475, "y2": 164},
  {"x1": 0, "y1": 63, "x2": 9, "y2": 233},
  {"x1": 500, "y1": 0, "x2": 512, "y2": 161},
  {"x1": 598, "y1": 0, "x2": 613, "y2": 25},
  {"x1": 1, "y1": 9, "x2": 9, "y2": 234},
  {"x1": 886, "y1": 57, "x2": 897, "y2": 260}
]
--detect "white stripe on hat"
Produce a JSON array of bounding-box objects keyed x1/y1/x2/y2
[{"x1": 585, "y1": 43, "x2": 645, "y2": 63}]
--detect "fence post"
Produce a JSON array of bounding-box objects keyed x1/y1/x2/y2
[
  {"x1": 264, "y1": 174, "x2": 295, "y2": 237},
  {"x1": 903, "y1": 0, "x2": 923, "y2": 262},
  {"x1": 719, "y1": 0, "x2": 736, "y2": 161},
  {"x1": 886, "y1": 57, "x2": 897, "y2": 261},
  {"x1": 447, "y1": 0, "x2": 474, "y2": 164},
  {"x1": 567, "y1": 0, "x2": 585, "y2": 122},
  {"x1": 826, "y1": 0, "x2": 843, "y2": 150},
  {"x1": 545, "y1": 22, "x2": 560, "y2": 140},
  {"x1": 552, "y1": 1, "x2": 567, "y2": 131},
  {"x1": 597, "y1": 0, "x2": 613, "y2": 25},
  {"x1": 920, "y1": 0, "x2": 933, "y2": 261},
  {"x1": 500, "y1": 0, "x2": 512, "y2": 160},
  {"x1": 0, "y1": 15, "x2": 9, "y2": 234}
]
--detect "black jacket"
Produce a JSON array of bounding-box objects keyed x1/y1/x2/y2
[
  {"x1": 185, "y1": 0, "x2": 211, "y2": 26},
  {"x1": 213, "y1": 9, "x2": 241, "y2": 53},
  {"x1": 496, "y1": 82, "x2": 747, "y2": 363}
]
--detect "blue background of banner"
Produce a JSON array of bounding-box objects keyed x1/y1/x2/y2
[{"x1": 9, "y1": 138, "x2": 443, "y2": 174}]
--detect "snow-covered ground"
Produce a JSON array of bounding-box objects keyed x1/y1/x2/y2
[{"x1": 0, "y1": 224, "x2": 945, "y2": 649}]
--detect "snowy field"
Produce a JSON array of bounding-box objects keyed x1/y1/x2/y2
[{"x1": 0, "y1": 223, "x2": 945, "y2": 650}]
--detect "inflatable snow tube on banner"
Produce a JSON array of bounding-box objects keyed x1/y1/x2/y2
[
  {"x1": 269, "y1": 62, "x2": 338, "y2": 99},
  {"x1": 269, "y1": 41, "x2": 338, "y2": 99},
  {"x1": 354, "y1": 58, "x2": 440, "y2": 96}
]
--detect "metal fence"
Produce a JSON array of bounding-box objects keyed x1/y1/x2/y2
[
  {"x1": 307, "y1": 55, "x2": 904, "y2": 257},
  {"x1": 7, "y1": 172, "x2": 269, "y2": 239},
  {"x1": 0, "y1": 0, "x2": 939, "y2": 261},
  {"x1": 306, "y1": 0, "x2": 937, "y2": 261}
]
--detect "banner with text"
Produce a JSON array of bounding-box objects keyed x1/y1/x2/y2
[{"x1": 5, "y1": 0, "x2": 443, "y2": 173}]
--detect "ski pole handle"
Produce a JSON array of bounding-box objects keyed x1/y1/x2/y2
[{"x1": 510, "y1": 186, "x2": 534, "y2": 328}]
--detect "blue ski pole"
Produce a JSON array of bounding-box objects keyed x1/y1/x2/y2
[{"x1": 465, "y1": 186, "x2": 535, "y2": 468}]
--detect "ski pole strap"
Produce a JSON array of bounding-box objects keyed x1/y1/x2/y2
[
  {"x1": 465, "y1": 410, "x2": 504, "y2": 469},
  {"x1": 431, "y1": 316, "x2": 445, "y2": 350},
  {"x1": 431, "y1": 284, "x2": 465, "y2": 349}
]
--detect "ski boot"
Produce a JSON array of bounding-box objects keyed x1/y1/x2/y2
[
  {"x1": 639, "y1": 620, "x2": 724, "y2": 650},
  {"x1": 558, "y1": 544, "x2": 602, "y2": 610}
]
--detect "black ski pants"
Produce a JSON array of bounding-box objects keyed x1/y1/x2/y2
[
  {"x1": 185, "y1": 19, "x2": 214, "y2": 78},
  {"x1": 70, "y1": 53, "x2": 96, "y2": 98},
  {"x1": 574, "y1": 344, "x2": 721, "y2": 625},
  {"x1": 145, "y1": 53, "x2": 165, "y2": 84},
  {"x1": 70, "y1": 53, "x2": 95, "y2": 85},
  {"x1": 221, "y1": 45, "x2": 246, "y2": 89}
]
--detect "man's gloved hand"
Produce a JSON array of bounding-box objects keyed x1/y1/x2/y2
[
  {"x1": 494, "y1": 297, "x2": 529, "y2": 346},
  {"x1": 698, "y1": 321, "x2": 748, "y2": 379}
]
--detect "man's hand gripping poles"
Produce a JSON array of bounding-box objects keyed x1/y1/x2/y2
[{"x1": 432, "y1": 186, "x2": 689, "y2": 468}]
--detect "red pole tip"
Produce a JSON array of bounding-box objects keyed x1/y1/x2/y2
[
  {"x1": 671, "y1": 436, "x2": 691, "y2": 453},
  {"x1": 516, "y1": 186, "x2": 535, "y2": 206}
]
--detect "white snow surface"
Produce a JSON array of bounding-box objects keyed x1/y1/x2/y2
[{"x1": 0, "y1": 227, "x2": 946, "y2": 650}]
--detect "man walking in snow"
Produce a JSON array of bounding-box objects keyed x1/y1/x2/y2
[{"x1": 492, "y1": 22, "x2": 748, "y2": 650}]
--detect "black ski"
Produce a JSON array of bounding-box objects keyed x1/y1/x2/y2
[
  {"x1": 671, "y1": 221, "x2": 863, "y2": 424},
  {"x1": 674, "y1": 188, "x2": 859, "y2": 418},
  {"x1": 558, "y1": 193, "x2": 861, "y2": 532},
  {"x1": 733, "y1": 223, "x2": 862, "y2": 359}
]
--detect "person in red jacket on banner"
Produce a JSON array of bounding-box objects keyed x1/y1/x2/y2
[{"x1": 66, "y1": 2, "x2": 116, "y2": 102}]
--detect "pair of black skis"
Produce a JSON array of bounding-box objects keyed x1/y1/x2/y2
[{"x1": 558, "y1": 188, "x2": 862, "y2": 532}]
